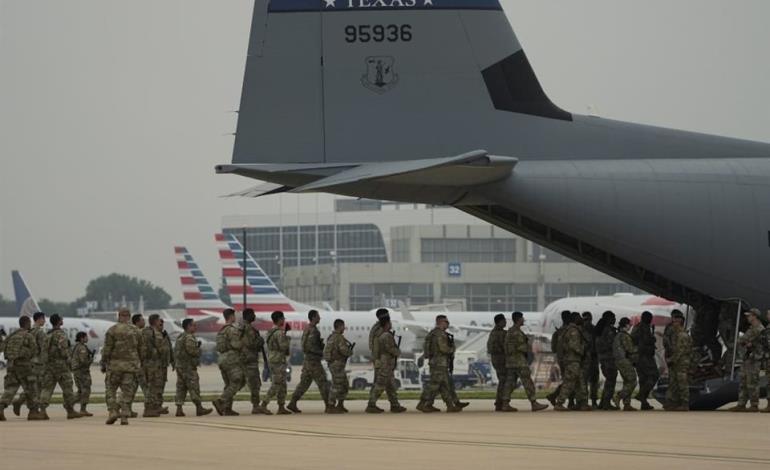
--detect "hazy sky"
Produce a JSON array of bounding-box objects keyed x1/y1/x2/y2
[{"x1": 1, "y1": 0, "x2": 769, "y2": 302}]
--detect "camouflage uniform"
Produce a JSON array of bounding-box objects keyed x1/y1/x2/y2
[
  {"x1": 369, "y1": 321, "x2": 399, "y2": 406},
  {"x1": 737, "y1": 323, "x2": 765, "y2": 408},
  {"x1": 71, "y1": 342, "x2": 94, "y2": 407},
  {"x1": 241, "y1": 323, "x2": 265, "y2": 407},
  {"x1": 291, "y1": 324, "x2": 329, "y2": 404},
  {"x1": 613, "y1": 330, "x2": 638, "y2": 406},
  {"x1": 102, "y1": 322, "x2": 141, "y2": 419},
  {"x1": 547, "y1": 325, "x2": 567, "y2": 403},
  {"x1": 264, "y1": 326, "x2": 290, "y2": 406},
  {"x1": 503, "y1": 324, "x2": 537, "y2": 401},
  {"x1": 666, "y1": 324, "x2": 692, "y2": 407},
  {"x1": 631, "y1": 323, "x2": 659, "y2": 403},
  {"x1": 596, "y1": 325, "x2": 617, "y2": 407},
  {"x1": 486, "y1": 325, "x2": 507, "y2": 407},
  {"x1": 174, "y1": 331, "x2": 203, "y2": 406},
  {"x1": 581, "y1": 321, "x2": 599, "y2": 404},
  {"x1": 39, "y1": 328, "x2": 78, "y2": 412},
  {"x1": 420, "y1": 328, "x2": 455, "y2": 407},
  {"x1": 14, "y1": 325, "x2": 47, "y2": 410},
  {"x1": 142, "y1": 327, "x2": 167, "y2": 412},
  {"x1": 0, "y1": 328, "x2": 39, "y2": 413},
  {"x1": 368, "y1": 330, "x2": 402, "y2": 407},
  {"x1": 216, "y1": 323, "x2": 245, "y2": 410},
  {"x1": 324, "y1": 331, "x2": 353, "y2": 406},
  {"x1": 556, "y1": 324, "x2": 587, "y2": 405}
]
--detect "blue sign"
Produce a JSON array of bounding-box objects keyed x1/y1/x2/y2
[{"x1": 448, "y1": 262, "x2": 462, "y2": 277}]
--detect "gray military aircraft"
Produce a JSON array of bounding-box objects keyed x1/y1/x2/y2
[{"x1": 216, "y1": 0, "x2": 770, "y2": 363}]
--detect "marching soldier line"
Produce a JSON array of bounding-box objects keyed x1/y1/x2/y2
[{"x1": 1, "y1": 306, "x2": 768, "y2": 424}]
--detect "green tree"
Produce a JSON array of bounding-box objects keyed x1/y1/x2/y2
[
  {"x1": 38, "y1": 299, "x2": 77, "y2": 317},
  {"x1": 79, "y1": 273, "x2": 171, "y2": 310},
  {"x1": 0, "y1": 293, "x2": 16, "y2": 316}
]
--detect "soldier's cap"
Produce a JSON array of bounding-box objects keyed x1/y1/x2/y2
[
  {"x1": 744, "y1": 308, "x2": 760, "y2": 317},
  {"x1": 670, "y1": 310, "x2": 685, "y2": 319}
]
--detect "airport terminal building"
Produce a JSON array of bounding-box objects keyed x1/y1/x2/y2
[{"x1": 223, "y1": 200, "x2": 641, "y2": 312}]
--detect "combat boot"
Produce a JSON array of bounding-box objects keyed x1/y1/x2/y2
[
  {"x1": 286, "y1": 400, "x2": 302, "y2": 413},
  {"x1": 79, "y1": 404, "x2": 93, "y2": 417},
  {"x1": 0, "y1": 405, "x2": 6, "y2": 421},
  {"x1": 159, "y1": 406, "x2": 169, "y2": 415},
  {"x1": 212, "y1": 399, "x2": 225, "y2": 416},
  {"x1": 195, "y1": 401, "x2": 213, "y2": 416},
  {"x1": 553, "y1": 402, "x2": 569, "y2": 412},
  {"x1": 223, "y1": 407, "x2": 240, "y2": 416},
  {"x1": 120, "y1": 415, "x2": 129, "y2": 425},
  {"x1": 390, "y1": 404, "x2": 407, "y2": 413},
  {"x1": 417, "y1": 401, "x2": 436, "y2": 413},
  {"x1": 455, "y1": 401, "x2": 470, "y2": 409},
  {"x1": 416, "y1": 401, "x2": 427, "y2": 412},
  {"x1": 250, "y1": 403, "x2": 268, "y2": 415},
  {"x1": 365, "y1": 404, "x2": 384, "y2": 414},
  {"x1": 326, "y1": 404, "x2": 344, "y2": 414},
  {"x1": 591, "y1": 399, "x2": 600, "y2": 409},
  {"x1": 176, "y1": 405, "x2": 185, "y2": 417},
  {"x1": 577, "y1": 401, "x2": 593, "y2": 412},
  {"x1": 494, "y1": 400, "x2": 501, "y2": 411},
  {"x1": 446, "y1": 405, "x2": 462, "y2": 413},
  {"x1": 640, "y1": 400, "x2": 654, "y2": 411},
  {"x1": 747, "y1": 404, "x2": 759, "y2": 412},
  {"x1": 105, "y1": 411, "x2": 119, "y2": 425},
  {"x1": 728, "y1": 404, "x2": 748, "y2": 412},
  {"x1": 531, "y1": 401, "x2": 548, "y2": 412},
  {"x1": 499, "y1": 402, "x2": 518, "y2": 412},
  {"x1": 622, "y1": 404, "x2": 638, "y2": 411},
  {"x1": 673, "y1": 404, "x2": 689, "y2": 412},
  {"x1": 40, "y1": 407, "x2": 50, "y2": 420},
  {"x1": 66, "y1": 405, "x2": 84, "y2": 419},
  {"x1": 12, "y1": 399, "x2": 22, "y2": 416},
  {"x1": 143, "y1": 407, "x2": 161, "y2": 418},
  {"x1": 546, "y1": 392, "x2": 557, "y2": 407},
  {"x1": 276, "y1": 405, "x2": 292, "y2": 415},
  {"x1": 338, "y1": 400, "x2": 349, "y2": 413}
]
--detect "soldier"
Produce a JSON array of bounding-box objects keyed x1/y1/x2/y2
[
  {"x1": 240, "y1": 308, "x2": 268, "y2": 415},
  {"x1": 213, "y1": 309, "x2": 244, "y2": 416},
  {"x1": 141, "y1": 314, "x2": 166, "y2": 417},
  {"x1": 500, "y1": 311, "x2": 549, "y2": 412},
  {"x1": 159, "y1": 318, "x2": 174, "y2": 414},
  {"x1": 0, "y1": 316, "x2": 45, "y2": 421},
  {"x1": 729, "y1": 309, "x2": 765, "y2": 412},
  {"x1": 38, "y1": 314, "x2": 83, "y2": 419},
  {"x1": 127, "y1": 313, "x2": 145, "y2": 418},
  {"x1": 546, "y1": 311, "x2": 573, "y2": 407},
  {"x1": 102, "y1": 309, "x2": 142, "y2": 425},
  {"x1": 595, "y1": 311, "x2": 619, "y2": 410},
  {"x1": 260, "y1": 311, "x2": 292, "y2": 415},
  {"x1": 663, "y1": 310, "x2": 691, "y2": 411},
  {"x1": 173, "y1": 319, "x2": 212, "y2": 417},
  {"x1": 581, "y1": 312, "x2": 600, "y2": 409},
  {"x1": 417, "y1": 315, "x2": 462, "y2": 413},
  {"x1": 368, "y1": 308, "x2": 399, "y2": 409},
  {"x1": 71, "y1": 331, "x2": 94, "y2": 417},
  {"x1": 612, "y1": 317, "x2": 638, "y2": 411},
  {"x1": 12, "y1": 311, "x2": 46, "y2": 417},
  {"x1": 366, "y1": 317, "x2": 406, "y2": 413},
  {"x1": 486, "y1": 314, "x2": 507, "y2": 411},
  {"x1": 288, "y1": 310, "x2": 329, "y2": 413},
  {"x1": 553, "y1": 313, "x2": 589, "y2": 411},
  {"x1": 324, "y1": 319, "x2": 354, "y2": 414},
  {"x1": 631, "y1": 311, "x2": 659, "y2": 410}
]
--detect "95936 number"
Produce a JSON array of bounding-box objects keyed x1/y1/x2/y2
[{"x1": 344, "y1": 24, "x2": 412, "y2": 43}]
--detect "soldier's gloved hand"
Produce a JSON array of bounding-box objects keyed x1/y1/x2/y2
[
  {"x1": 100, "y1": 364, "x2": 107, "y2": 373},
  {"x1": 197, "y1": 341, "x2": 202, "y2": 348}
]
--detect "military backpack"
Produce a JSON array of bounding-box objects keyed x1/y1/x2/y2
[
  {"x1": 422, "y1": 330, "x2": 435, "y2": 360},
  {"x1": 3, "y1": 329, "x2": 27, "y2": 361},
  {"x1": 216, "y1": 326, "x2": 230, "y2": 354}
]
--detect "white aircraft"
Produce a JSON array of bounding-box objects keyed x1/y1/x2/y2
[
  {"x1": 0, "y1": 271, "x2": 115, "y2": 353},
  {"x1": 540, "y1": 293, "x2": 688, "y2": 334}
]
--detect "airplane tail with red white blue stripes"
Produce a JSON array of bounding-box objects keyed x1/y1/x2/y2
[{"x1": 175, "y1": 246, "x2": 231, "y2": 317}]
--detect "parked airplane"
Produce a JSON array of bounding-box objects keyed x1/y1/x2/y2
[
  {"x1": 0, "y1": 271, "x2": 114, "y2": 352},
  {"x1": 216, "y1": 0, "x2": 770, "y2": 354}
]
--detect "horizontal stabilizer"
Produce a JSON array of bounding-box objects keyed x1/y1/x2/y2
[
  {"x1": 222, "y1": 182, "x2": 293, "y2": 198},
  {"x1": 290, "y1": 151, "x2": 516, "y2": 193}
]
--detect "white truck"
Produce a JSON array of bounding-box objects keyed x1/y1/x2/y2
[{"x1": 349, "y1": 358, "x2": 423, "y2": 391}]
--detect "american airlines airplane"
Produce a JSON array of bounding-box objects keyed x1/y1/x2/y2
[
  {"x1": 0, "y1": 271, "x2": 114, "y2": 352},
  {"x1": 215, "y1": 0, "x2": 770, "y2": 358}
]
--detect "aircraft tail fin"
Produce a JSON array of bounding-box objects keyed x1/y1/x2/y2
[
  {"x1": 12, "y1": 270, "x2": 41, "y2": 318},
  {"x1": 231, "y1": 0, "x2": 570, "y2": 166},
  {"x1": 215, "y1": 233, "x2": 297, "y2": 312},
  {"x1": 175, "y1": 247, "x2": 231, "y2": 316}
]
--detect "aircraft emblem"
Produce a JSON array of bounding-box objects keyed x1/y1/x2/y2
[{"x1": 361, "y1": 56, "x2": 399, "y2": 94}]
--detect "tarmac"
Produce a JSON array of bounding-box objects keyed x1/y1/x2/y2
[{"x1": 1, "y1": 400, "x2": 768, "y2": 470}]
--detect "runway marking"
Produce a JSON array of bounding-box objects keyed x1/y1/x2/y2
[{"x1": 158, "y1": 420, "x2": 770, "y2": 465}]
